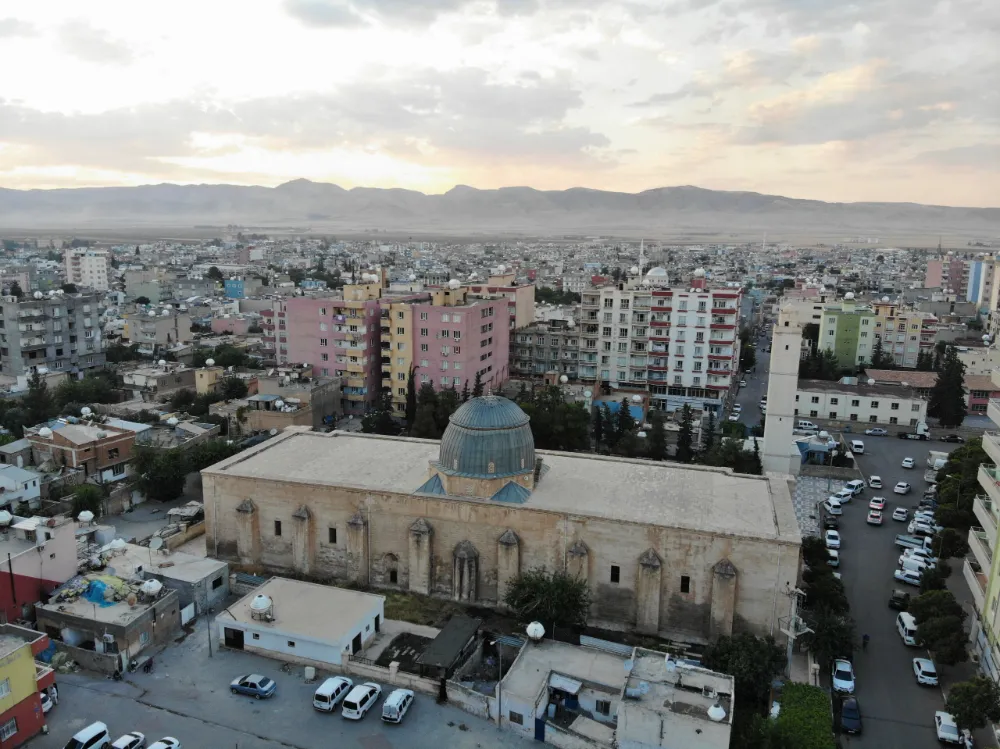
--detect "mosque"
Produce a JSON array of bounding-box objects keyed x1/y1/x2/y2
[{"x1": 202, "y1": 396, "x2": 801, "y2": 642}]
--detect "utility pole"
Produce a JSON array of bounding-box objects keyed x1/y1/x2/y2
[{"x1": 779, "y1": 585, "x2": 811, "y2": 678}]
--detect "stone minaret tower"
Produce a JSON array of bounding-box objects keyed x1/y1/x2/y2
[{"x1": 762, "y1": 303, "x2": 802, "y2": 474}]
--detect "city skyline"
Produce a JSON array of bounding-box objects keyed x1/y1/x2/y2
[{"x1": 0, "y1": 0, "x2": 996, "y2": 207}]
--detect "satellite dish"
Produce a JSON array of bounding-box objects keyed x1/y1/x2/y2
[
  {"x1": 275, "y1": 400, "x2": 284, "y2": 409},
  {"x1": 158, "y1": 359, "x2": 167, "y2": 366},
  {"x1": 149, "y1": 537, "x2": 164, "y2": 551},
  {"x1": 708, "y1": 703, "x2": 727, "y2": 722},
  {"x1": 559, "y1": 375, "x2": 569, "y2": 384},
  {"x1": 583, "y1": 390, "x2": 593, "y2": 398},
  {"x1": 269, "y1": 428, "x2": 278, "y2": 436},
  {"x1": 77, "y1": 510, "x2": 95, "y2": 523},
  {"x1": 167, "y1": 417, "x2": 179, "y2": 426},
  {"x1": 38, "y1": 427, "x2": 53, "y2": 438},
  {"x1": 526, "y1": 621, "x2": 545, "y2": 641},
  {"x1": 81, "y1": 406, "x2": 93, "y2": 417},
  {"x1": 110, "y1": 538, "x2": 126, "y2": 551},
  {"x1": 141, "y1": 579, "x2": 163, "y2": 596},
  {"x1": 867, "y1": 378, "x2": 875, "y2": 386},
  {"x1": 0, "y1": 510, "x2": 12, "y2": 526},
  {"x1": 632, "y1": 394, "x2": 642, "y2": 403},
  {"x1": 206, "y1": 358, "x2": 216, "y2": 368}
]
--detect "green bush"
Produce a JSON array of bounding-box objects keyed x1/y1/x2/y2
[{"x1": 775, "y1": 683, "x2": 835, "y2": 749}]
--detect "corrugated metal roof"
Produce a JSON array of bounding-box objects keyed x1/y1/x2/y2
[
  {"x1": 415, "y1": 474, "x2": 447, "y2": 495},
  {"x1": 491, "y1": 482, "x2": 531, "y2": 504},
  {"x1": 449, "y1": 396, "x2": 530, "y2": 431}
]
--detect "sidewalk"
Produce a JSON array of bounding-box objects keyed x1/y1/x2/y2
[{"x1": 946, "y1": 564, "x2": 998, "y2": 747}]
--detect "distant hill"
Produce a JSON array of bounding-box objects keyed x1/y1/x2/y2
[{"x1": 1, "y1": 179, "x2": 998, "y2": 236}]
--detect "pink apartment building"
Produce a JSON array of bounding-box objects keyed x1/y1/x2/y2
[{"x1": 410, "y1": 298, "x2": 509, "y2": 393}]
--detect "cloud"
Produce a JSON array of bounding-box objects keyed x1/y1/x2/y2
[
  {"x1": 0, "y1": 69, "x2": 610, "y2": 175},
  {"x1": 0, "y1": 18, "x2": 36, "y2": 38},
  {"x1": 58, "y1": 20, "x2": 133, "y2": 64},
  {"x1": 282, "y1": 0, "x2": 367, "y2": 27},
  {"x1": 912, "y1": 144, "x2": 1000, "y2": 169}
]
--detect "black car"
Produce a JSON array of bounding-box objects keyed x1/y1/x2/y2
[
  {"x1": 941, "y1": 434, "x2": 965, "y2": 443},
  {"x1": 889, "y1": 589, "x2": 910, "y2": 610},
  {"x1": 823, "y1": 516, "x2": 839, "y2": 530},
  {"x1": 840, "y1": 696, "x2": 863, "y2": 734}
]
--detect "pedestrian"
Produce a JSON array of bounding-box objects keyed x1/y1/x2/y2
[
  {"x1": 50, "y1": 684, "x2": 58, "y2": 705},
  {"x1": 862, "y1": 633, "x2": 870, "y2": 651}
]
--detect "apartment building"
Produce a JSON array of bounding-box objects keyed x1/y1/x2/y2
[
  {"x1": 275, "y1": 284, "x2": 383, "y2": 415},
  {"x1": 818, "y1": 296, "x2": 876, "y2": 368},
  {"x1": 870, "y1": 300, "x2": 936, "y2": 368},
  {"x1": 64, "y1": 248, "x2": 113, "y2": 291},
  {"x1": 26, "y1": 421, "x2": 137, "y2": 485},
  {"x1": 579, "y1": 279, "x2": 741, "y2": 413},
  {"x1": 465, "y1": 273, "x2": 536, "y2": 333},
  {"x1": 0, "y1": 291, "x2": 104, "y2": 377},
  {"x1": 794, "y1": 379, "x2": 927, "y2": 426},
  {"x1": 513, "y1": 319, "x2": 580, "y2": 379},
  {"x1": 122, "y1": 363, "x2": 197, "y2": 401},
  {"x1": 925, "y1": 256, "x2": 968, "y2": 295},
  {"x1": 122, "y1": 309, "x2": 193, "y2": 354},
  {"x1": 965, "y1": 371, "x2": 1000, "y2": 682},
  {"x1": 0, "y1": 624, "x2": 56, "y2": 747},
  {"x1": 379, "y1": 293, "x2": 424, "y2": 415}
]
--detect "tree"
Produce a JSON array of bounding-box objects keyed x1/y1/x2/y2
[
  {"x1": 909, "y1": 589, "x2": 965, "y2": 624},
  {"x1": 472, "y1": 371, "x2": 484, "y2": 398},
  {"x1": 361, "y1": 391, "x2": 398, "y2": 435},
  {"x1": 23, "y1": 370, "x2": 53, "y2": 427},
  {"x1": 946, "y1": 677, "x2": 1000, "y2": 731},
  {"x1": 134, "y1": 295, "x2": 150, "y2": 305},
  {"x1": 869, "y1": 337, "x2": 894, "y2": 369},
  {"x1": 602, "y1": 402, "x2": 618, "y2": 449},
  {"x1": 61, "y1": 283, "x2": 78, "y2": 294},
  {"x1": 919, "y1": 565, "x2": 950, "y2": 593},
  {"x1": 405, "y1": 368, "x2": 418, "y2": 430},
  {"x1": 460, "y1": 379, "x2": 470, "y2": 403},
  {"x1": 750, "y1": 437, "x2": 763, "y2": 474},
  {"x1": 615, "y1": 398, "x2": 636, "y2": 437},
  {"x1": 519, "y1": 386, "x2": 590, "y2": 451},
  {"x1": 71, "y1": 484, "x2": 104, "y2": 518},
  {"x1": 802, "y1": 613, "x2": 855, "y2": 670},
  {"x1": 219, "y1": 377, "x2": 249, "y2": 400},
  {"x1": 703, "y1": 411, "x2": 717, "y2": 454},
  {"x1": 434, "y1": 386, "x2": 461, "y2": 434},
  {"x1": 647, "y1": 409, "x2": 667, "y2": 461},
  {"x1": 503, "y1": 567, "x2": 591, "y2": 637},
  {"x1": 592, "y1": 404, "x2": 605, "y2": 449},
  {"x1": 702, "y1": 633, "x2": 786, "y2": 711},
  {"x1": 410, "y1": 383, "x2": 440, "y2": 439},
  {"x1": 7, "y1": 281, "x2": 23, "y2": 299},
  {"x1": 207, "y1": 266, "x2": 224, "y2": 281},
  {"x1": 928, "y1": 346, "x2": 968, "y2": 427},
  {"x1": 675, "y1": 404, "x2": 695, "y2": 463},
  {"x1": 918, "y1": 615, "x2": 968, "y2": 664},
  {"x1": 931, "y1": 527, "x2": 969, "y2": 559},
  {"x1": 131, "y1": 446, "x2": 188, "y2": 501}
]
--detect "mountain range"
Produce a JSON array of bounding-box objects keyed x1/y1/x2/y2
[{"x1": 0, "y1": 179, "x2": 998, "y2": 236}]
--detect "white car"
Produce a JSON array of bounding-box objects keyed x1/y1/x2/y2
[
  {"x1": 894, "y1": 568, "x2": 922, "y2": 586},
  {"x1": 827, "y1": 549, "x2": 840, "y2": 567},
  {"x1": 342, "y1": 682, "x2": 383, "y2": 720},
  {"x1": 733, "y1": 403, "x2": 743, "y2": 413},
  {"x1": 728, "y1": 412, "x2": 740, "y2": 422},
  {"x1": 902, "y1": 549, "x2": 938, "y2": 566},
  {"x1": 867, "y1": 510, "x2": 883, "y2": 525},
  {"x1": 831, "y1": 488, "x2": 854, "y2": 504},
  {"x1": 825, "y1": 530, "x2": 841, "y2": 549},
  {"x1": 935, "y1": 711, "x2": 963, "y2": 745},
  {"x1": 823, "y1": 499, "x2": 843, "y2": 516},
  {"x1": 865, "y1": 427, "x2": 888, "y2": 436},
  {"x1": 40, "y1": 689, "x2": 53, "y2": 714},
  {"x1": 894, "y1": 482, "x2": 912, "y2": 494},
  {"x1": 869, "y1": 475, "x2": 883, "y2": 489},
  {"x1": 869, "y1": 496, "x2": 886, "y2": 511},
  {"x1": 148, "y1": 740, "x2": 181, "y2": 749},
  {"x1": 739, "y1": 379, "x2": 747, "y2": 387},
  {"x1": 832, "y1": 659, "x2": 855, "y2": 694},
  {"x1": 892, "y1": 507, "x2": 909, "y2": 521},
  {"x1": 902, "y1": 457, "x2": 915, "y2": 469},
  {"x1": 112, "y1": 734, "x2": 146, "y2": 749},
  {"x1": 913, "y1": 658, "x2": 939, "y2": 686}
]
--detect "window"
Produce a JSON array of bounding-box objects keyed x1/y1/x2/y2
[
  {"x1": 420, "y1": 328, "x2": 428, "y2": 337},
  {"x1": 596, "y1": 700, "x2": 611, "y2": 716},
  {"x1": 252, "y1": 633, "x2": 260, "y2": 640},
  {"x1": 420, "y1": 343, "x2": 428, "y2": 352},
  {"x1": 390, "y1": 569, "x2": 398, "y2": 583},
  {"x1": 830, "y1": 398, "x2": 838, "y2": 405},
  {"x1": 869, "y1": 415, "x2": 878, "y2": 422},
  {"x1": 397, "y1": 311, "x2": 404, "y2": 320},
  {"x1": 610, "y1": 565, "x2": 620, "y2": 584},
  {"x1": 890, "y1": 417, "x2": 898, "y2": 424},
  {"x1": 321, "y1": 353, "x2": 329, "y2": 361},
  {"x1": 851, "y1": 399, "x2": 860, "y2": 407},
  {"x1": 891, "y1": 402, "x2": 899, "y2": 410},
  {"x1": 829, "y1": 412, "x2": 837, "y2": 419},
  {"x1": 810, "y1": 396, "x2": 819, "y2": 404},
  {"x1": 140, "y1": 631, "x2": 150, "y2": 645},
  {"x1": 850, "y1": 413, "x2": 858, "y2": 421},
  {"x1": 212, "y1": 576, "x2": 224, "y2": 590},
  {"x1": 680, "y1": 575, "x2": 690, "y2": 593},
  {"x1": 320, "y1": 338, "x2": 328, "y2": 346},
  {"x1": 396, "y1": 327, "x2": 405, "y2": 335},
  {"x1": 329, "y1": 527, "x2": 337, "y2": 544},
  {"x1": 108, "y1": 447, "x2": 120, "y2": 460},
  {"x1": 112, "y1": 463, "x2": 126, "y2": 476},
  {"x1": 810, "y1": 410, "x2": 818, "y2": 417},
  {"x1": 420, "y1": 312, "x2": 428, "y2": 320},
  {"x1": 870, "y1": 401, "x2": 879, "y2": 408},
  {"x1": 274, "y1": 520, "x2": 282, "y2": 537},
  {"x1": 0, "y1": 678, "x2": 8, "y2": 697},
  {"x1": 0, "y1": 718, "x2": 15, "y2": 741},
  {"x1": 509, "y1": 712, "x2": 524, "y2": 725},
  {"x1": 287, "y1": 641, "x2": 296, "y2": 648},
  {"x1": 912, "y1": 404, "x2": 921, "y2": 411}
]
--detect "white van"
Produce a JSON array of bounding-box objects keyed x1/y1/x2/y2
[
  {"x1": 897, "y1": 612, "x2": 919, "y2": 646},
  {"x1": 381, "y1": 688, "x2": 414, "y2": 723},
  {"x1": 845, "y1": 479, "x2": 866, "y2": 496},
  {"x1": 64, "y1": 722, "x2": 111, "y2": 749},
  {"x1": 850, "y1": 440, "x2": 865, "y2": 455},
  {"x1": 342, "y1": 682, "x2": 382, "y2": 720},
  {"x1": 900, "y1": 557, "x2": 928, "y2": 574},
  {"x1": 314, "y1": 676, "x2": 353, "y2": 712},
  {"x1": 797, "y1": 420, "x2": 817, "y2": 431}
]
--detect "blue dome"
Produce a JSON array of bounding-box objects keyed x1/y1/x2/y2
[{"x1": 438, "y1": 396, "x2": 535, "y2": 479}]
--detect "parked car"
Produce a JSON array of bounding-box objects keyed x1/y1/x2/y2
[
  {"x1": 913, "y1": 658, "x2": 939, "y2": 686},
  {"x1": 111, "y1": 734, "x2": 145, "y2": 749},
  {"x1": 342, "y1": 682, "x2": 382, "y2": 720},
  {"x1": 728, "y1": 412, "x2": 740, "y2": 422},
  {"x1": 823, "y1": 499, "x2": 843, "y2": 516},
  {"x1": 840, "y1": 696, "x2": 863, "y2": 734},
  {"x1": 845, "y1": 479, "x2": 866, "y2": 495},
  {"x1": 902, "y1": 457, "x2": 915, "y2": 469},
  {"x1": 867, "y1": 510, "x2": 883, "y2": 525},
  {"x1": 869, "y1": 497, "x2": 886, "y2": 511},
  {"x1": 230, "y1": 674, "x2": 277, "y2": 700},
  {"x1": 832, "y1": 659, "x2": 855, "y2": 694},
  {"x1": 865, "y1": 427, "x2": 888, "y2": 436},
  {"x1": 831, "y1": 488, "x2": 854, "y2": 504},
  {"x1": 733, "y1": 403, "x2": 742, "y2": 413},
  {"x1": 825, "y1": 530, "x2": 841, "y2": 549},
  {"x1": 381, "y1": 688, "x2": 415, "y2": 723},
  {"x1": 941, "y1": 434, "x2": 965, "y2": 443},
  {"x1": 892, "y1": 507, "x2": 909, "y2": 522},
  {"x1": 894, "y1": 482, "x2": 912, "y2": 495},
  {"x1": 894, "y1": 568, "x2": 922, "y2": 586},
  {"x1": 147, "y1": 740, "x2": 181, "y2": 749},
  {"x1": 739, "y1": 379, "x2": 747, "y2": 387},
  {"x1": 869, "y1": 475, "x2": 883, "y2": 489},
  {"x1": 823, "y1": 515, "x2": 840, "y2": 530},
  {"x1": 902, "y1": 549, "x2": 938, "y2": 566},
  {"x1": 935, "y1": 711, "x2": 964, "y2": 745},
  {"x1": 888, "y1": 589, "x2": 910, "y2": 610},
  {"x1": 314, "y1": 676, "x2": 353, "y2": 712},
  {"x1": 66, "y1": 724, "x2": 112, "y2": 749},
  {"x1": 40, "y1": 689, "x2": 54, "y2": 714},
  {"x1": 827, "y1": 549, "x2": 840, "y2": 567}
]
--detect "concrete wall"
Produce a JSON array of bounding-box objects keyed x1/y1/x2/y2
[
  {"x1": 545, "y1": 723, "x2": 603, "y2": 749},
  {"x1": 226, "y1": 625, "x2": 346, "y2": 666},
  {"x1": 51, "y1": 640, "x2": 121, "y2": 675},
  {"x1": 163, "y1": 520, "x2": 206, "y2": 550}
]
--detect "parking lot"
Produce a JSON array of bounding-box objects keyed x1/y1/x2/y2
[{"x1": 35, "y1": 623, "x2": 531, "y2": 749}]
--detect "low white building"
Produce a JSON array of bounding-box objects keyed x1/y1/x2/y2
[
  {"x1": 795, "y1": 378, "x2": 927, "y2": 427},
  {"x1": 216, "y1": 577, "x2": 384, "y2": 667},
  {"x1": 0, "y1": 464, "x2": 41, "y2": 509}
]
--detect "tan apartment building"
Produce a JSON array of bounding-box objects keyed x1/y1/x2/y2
[
  {"x1": 25, "y1": 422, "x2": 136, "y2": 485},
  {"x1": 122, "y1": 363, "x2": 196, "y2": 402},
  {"x1": 122, "y1": 309, "x2": 193, "y2": 354}
]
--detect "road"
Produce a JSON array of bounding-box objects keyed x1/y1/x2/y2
[
  {"x1": 36, "y1": 622, "x2": 532, "y2": 749},
  {"x1": 730, "y1": 326, "x2": 770, "y2": 429}
]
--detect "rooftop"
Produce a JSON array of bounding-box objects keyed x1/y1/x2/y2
[
  {"x1": 117, "y1": 543, "x2": 226, "y2": 584},
  {"x1": 862, "y1": 369, "x2": 938, "y2": 389},
  {"x1": 501, "y1": 639, "x2": 629, "y2": 703},
  {"x1": 219, "y1": 577, "x2": 384, "y2": 643},
  {"x1": 204, "y1": 431, "x2": 800, "y2": 543},
  {"x1": 798, "y1": 378, "x2": 927, "y2": 399}
]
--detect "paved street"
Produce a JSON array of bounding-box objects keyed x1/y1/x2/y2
[{"x1": 36, "y1": 621, "x2": 531, "y2": 749}]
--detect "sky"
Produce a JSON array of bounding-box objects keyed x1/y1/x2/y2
[{"x1": 0, "y1": 0, "x2": 996, "y2": 206}]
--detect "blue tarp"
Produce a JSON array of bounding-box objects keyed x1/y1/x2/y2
[
  {"x1": 602, "y1": 402, "x2": 645, "y2": 421},
  {"x1": 83, "y1": 580, "x2": 115, "y2": 607}
]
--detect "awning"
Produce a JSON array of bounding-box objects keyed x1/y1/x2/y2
[{"x1": 548, "y1": 674, "x2": 582, "y2": 695}]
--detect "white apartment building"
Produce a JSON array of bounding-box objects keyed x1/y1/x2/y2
[
  {"x1": 794, "y1": 379, "x2": 927, "y2": 426},
  {"x1": 579, "y1": 281, "x2": 741, "y2": 413},
  {"x1": 64, "y1": 249, "x2": 113, "y2": 291}
]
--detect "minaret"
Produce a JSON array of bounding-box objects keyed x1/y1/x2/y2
[
  {"x1": 639, "y1": 238, "x2": 645, "y2": 275},
  {"x1": 762, "y1": 303, "x2": 803, "y2": 474}
]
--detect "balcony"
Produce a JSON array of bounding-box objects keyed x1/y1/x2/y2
[
  {"x1": 970, "y1": 526, "x2": 993, "y2": 573},
  {"x1": 986, "y1": 433, "x2": 1000, "y2": 469},
  {"x1": 979, "y1": 464, "x2": 1000, "y2": 509},
  {"x1": 975, "y1": 494, "x2": 998, "y2": 550},
  {"x1": 965, "y1": 557, "x2": 988, "y2": 612},
  {"x1": 989, "y1": 399, "x2": 1000, "y2": 427}
]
